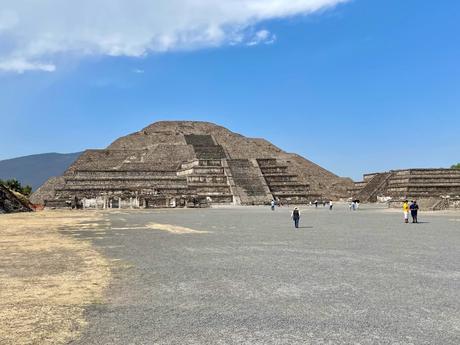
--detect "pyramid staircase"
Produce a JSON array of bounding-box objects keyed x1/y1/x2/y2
[
  {"x1": 224, "y1": 159, "x2": 272, "y2": 205},
  {"x1": 257, "y1": 158, "x2": 312, "y2": 204},
  {"x1": 184, "y1": 134, "x2": 227, "y2": 160},
  {"x1": 178, "y1": 159, "x2": 233, "y2": 204},
  {"x1": 354, "y1": 172, "x2": 392, "y2": 203}
]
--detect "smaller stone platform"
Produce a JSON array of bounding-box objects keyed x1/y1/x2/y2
[{"x1": 351, "y1": 168, "x2": 460, "y2": 209}]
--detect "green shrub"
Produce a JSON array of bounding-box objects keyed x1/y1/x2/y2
[{"x1": 0, "y1": 178, "x2": 33, "y2": 196}]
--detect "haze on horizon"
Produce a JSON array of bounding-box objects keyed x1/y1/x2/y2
[{"x1": 0, "y1": 0, "x2": 459, "y2": 181}]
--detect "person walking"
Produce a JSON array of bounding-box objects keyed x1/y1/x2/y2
[
  {"x1": 329, "y1": 200, "x2": 333, "y2": 210},
  {"x1": 402, "y1": 200, "x2": 409, "y2": 223},
  {"x1": 291, "y1": 207, "x2": 300, "y2": 228},
  {"x1": 270, "y1": 199, "x2": 275, "y2": 211},
  {"x1": 276, "y1": 197, "x2": 282, "y2": 207},
  {"x1": 410, "y1": 200, "x2": 419, "y2": 223}
]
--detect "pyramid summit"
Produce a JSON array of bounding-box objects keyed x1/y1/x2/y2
[{"x1": 32, "y1": 121, "x2": 352, "y2": 208}]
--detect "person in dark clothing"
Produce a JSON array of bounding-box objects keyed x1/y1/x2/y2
[
  {"x1": 410, "y1": 200, "x2": 419, "y2": 223},
  {"x1": 72, "y1": 196, "x2": 79, "y2": 209},
  {"x1": 291, "y1": 207, "x2": 300, "y2": 228}
]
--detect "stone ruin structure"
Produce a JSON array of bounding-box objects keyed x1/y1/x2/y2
[
  {"x1": 32, "y1": 121, "x2": 351, "y2": 208},
  {"x1": 0, "y1": 184, "x2": 33, "y2": 213},
  {"x1": 351, "y1": 169, "x2": 460, "y2": 210}
]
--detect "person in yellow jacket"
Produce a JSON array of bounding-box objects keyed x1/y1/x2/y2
[{"x1": 402, "y1": 200, "x2": 409, "y2": 223}]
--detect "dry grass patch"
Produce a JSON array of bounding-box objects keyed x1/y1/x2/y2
[
  {"x1": 0, "y1": 210, "x2": 111, "y2": 345},
  {"x1": 147, "y1": 222, "x2": 209, "y2": 234},
  {"x1": 111, "y1": 222, "x2": 209, "y2": 234}
]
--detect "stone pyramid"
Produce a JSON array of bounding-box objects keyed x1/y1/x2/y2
[{"x1": 32, "y1": 121, "x2": 351, "y2": 208}]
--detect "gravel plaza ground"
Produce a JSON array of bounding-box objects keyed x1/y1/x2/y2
[{"x1": 63, "y1": 204, "x2": 460, "y2": 345}]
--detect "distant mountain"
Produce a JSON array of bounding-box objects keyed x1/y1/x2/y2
[{"x1": 0, "y1": 152, "x2": 82, "y2": 191}]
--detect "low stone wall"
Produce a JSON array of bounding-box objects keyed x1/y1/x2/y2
[
  {"x1": 388, "y1": 198, "x2": 440, "y2": 210},
  {"x1": 388, "y1": 197, "x2": 460, "y2": 211},
  {"x1": 449, "y1": 198, "x2": 460, "y2": 208}
]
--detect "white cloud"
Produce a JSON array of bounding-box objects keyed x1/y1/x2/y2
[
  {"x1": 0, "y1": 58, "x2": 56, "y2": 73},
  {"x1": 0, "y1": 0, "x2": 348, "y2": 73},
  {"x1": 247, "y1": 30, "x2": 277, "y2": 46}
]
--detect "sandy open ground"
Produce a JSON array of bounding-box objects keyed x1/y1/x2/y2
[{"x1": 0, "y1": 211, "x2": 111, "y2": 345}]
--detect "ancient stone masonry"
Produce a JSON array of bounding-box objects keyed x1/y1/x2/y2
[
  {"x1": 32, "y1": 121, "x2": 351, "y2": 208},
  {"x1": 0, "y1": 184, "x2": 33, "y2": 213},
  {"x1": 257, "y1": 158, "x2": 320, "y2": 204},
  {"x1": 351, "y1": 172, "x2": 392, "y2": 203},
  {"x1": 177, "y1": 159, "x2": 233, "y2": 204},
  {"x1": 224, "y1": 159, "x2": 273, "y2": 205},
  {"x1": 351, "y1": 168, "x2": 460, "y2": 209}
]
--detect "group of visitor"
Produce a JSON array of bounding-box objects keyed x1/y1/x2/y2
[
  {"x1": 269, "y1": 198, "x2": 421, "y2": 229},
  {"x1": 349, "y1": 200, "x2": 360, "y2": 211},
  {"x1": 312, "y1": 200, "x2": 333, "y2": 208},
  {"x1": 402, "y1": 200, "x2": 419, "y2": 223}
]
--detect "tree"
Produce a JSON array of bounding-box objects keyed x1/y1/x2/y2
[
  {"x1": 451, "y1": 163, "x2": 460, "y2": 169},
  {"x1": 21, "y1": 185, "x2": 33, "y2": 196},
  {"x1": 0, "y1": 178, "x2": 33, "y2": 196},
  {"x1": 5, "y1": 179, "x2": 22, "y2": 192}
]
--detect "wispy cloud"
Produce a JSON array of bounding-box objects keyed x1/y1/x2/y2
[
  {"x1": 0, "y1": 58, "x2": 56, "y2": 73},
  {"x1": 0, "y1": 0, "x2": 348, "y2": 73},
  {"x1": 247, "y1": 30, "x2": 277, "y2": 46}
]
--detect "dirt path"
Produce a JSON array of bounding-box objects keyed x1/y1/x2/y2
[{"x1": 0, "y1": 210, "x2": 111, "y2": 345}]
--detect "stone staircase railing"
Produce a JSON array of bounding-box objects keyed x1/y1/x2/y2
[
  {"x1": 431, "y1": 198, "x2": 450, "y2": 211},
  {"x1": 355, "y1": 172, "x2": 392, "y2": 203}
]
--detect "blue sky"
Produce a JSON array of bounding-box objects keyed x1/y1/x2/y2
[{"x1": 1, "y1": 0, "x2": 459, "y2": 180}]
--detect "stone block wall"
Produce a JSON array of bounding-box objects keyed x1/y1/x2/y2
[{"x1": 353, "y1": 168, "x2": 460, "y2": 209}]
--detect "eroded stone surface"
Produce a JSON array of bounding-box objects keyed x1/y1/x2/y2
[{"x1": 0, "y1": 184, "x2": 32, "y2": 213}]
